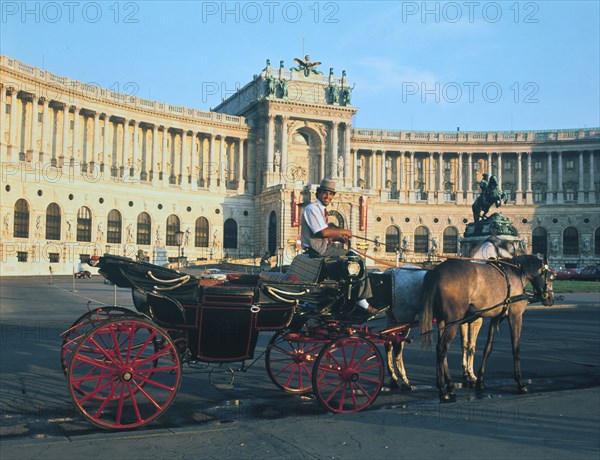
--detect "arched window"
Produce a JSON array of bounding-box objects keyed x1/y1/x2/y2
[
  {"x1": 385, "y1": 225, "x2": 400, "y2": 253},
  {"x1": 595, "y1": 228, "x2": 600, "y2": 256},
  {"x1": 13, "y1": 199, "x2": 30, "y2": 238},
  {"x1": 443, "y1": 226, "x2": 459, "y2": 254},
  {"x1": 107, "y1": 209, "x2": 122, "y2": 244},
  {"x1": 76, "y1": 206, "x2": 92, "y2": 242},
  {"x1": 414, "y1": 226, "x2": 429, "y2": 254},
  {"x1": 532, "y1": 227, "x2": 548, "y2": 255},
  {"x1": 137, "y1": 212, "x2": 152, "y2": 245},
  {"x1": 166, "y1": 215, "x2": 180, "y2": 246},
  {"x1": 224, "y1": 218, "x2": 238, "y2": 249},
  {"x1": 327, "y1": 210, "x2": 345, "y2": 229},
  {"x1": 45, "y1": 203, "x2": 61, "y2": 240},
  {"x1": 195, "y1": 217, "x2": 209, "y2": 247},
  {"x1": 268, "y1": 212, "x2": 277, "y2": 256},
  {"x1": 563, "y1": 226, "x2": 579, "y2": 255}
]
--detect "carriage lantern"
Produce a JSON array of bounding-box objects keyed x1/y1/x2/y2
[{"x1": 175, "y1": 230, "x2": 184, "y2": 269}]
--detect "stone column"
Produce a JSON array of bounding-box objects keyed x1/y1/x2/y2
[
  {"x1": 486, "y1": 152, "x2": 492, "y2": 177},
  {"x1": 427, "y1": 152, "x2": 435, "y2": 204},
  {"x1": 398, "y1": 152, "x2": 405, "y2": 203},
  {"x1": 162, "y1": 127, "x2": 169, "y2": 188},
  {"x1": 72, "y1": 107, "x2": 80, "y2": 166},
  {"x1": 330, "y1": 121, "x2": 338, "y2": 178},
  {"x1": 61, "y1": 105, "x2": 69, "y2": 167},
  {"x1": 121, "y1": 119, "x2": 130, "y2": 179},
  {"x1": 180, "y1": 129, "x2": 188, "y2": 188},
  {"x1": 578, "y1": 150, "x2": 585, "y2": 204},
  {"x1": 219, "y1": 136, "x2": 226, "y2": 192},
  {"x1": 344, "y1": 123, "x2": 351, "y2": 187},
  {"x1": 91, "y1": 112, "x2": 100, "y2": 169},
  {"x1": 546, "y1": 151, "x2": 553, "y2": 204},
  {"x1": 437, "y1": 152, "x2": 444, "y2": 203},
  {"x1": 380, "y1": 150, "x2": 386, "y2": 190},
  {"x1": 457, "y1": 153, "x2": 463, "y2": 205},
  {"x1": 281, "y1": 116, "x2": 288, "y2": 181},
  {"x1": 516, "y1": 152, "x2": 523, "y2": 205},
  {"x1": 131, "y1": 120, "x2": 140, "y2": 180},
  {"x1": 496, "y1": 152, "x2": 502, "y2": 187},
  {"x1": 353, "y1": 149, "x2": 359, "y2": 188},
  {"x1": 0, "y1": 85, "x2": 6, "y2": 157},
  {"x1": 523, "y1": 152, "x2": 531, "y2": 204},
  {"x1": 151, "y1": 125, "x2": 159, "y2": 186},
  {"x1": 557, "y1": 151, "x2": 564, "y2": 203},
  {"x1": 29, "y1": 95, "x2": 39, "y2": 159},
  {"x1": 40, "y1": 98, "x2": 50, "y2": 164},
  {"x1": 8, "y1": 89, "x2": 18, "y2": 161},
  {"x1": 370, "y1": 151, "x2": 376, "y2": 189},
  {"x1": 208, "y1": 133, "x2": 216, "y2": 191},
  {"x1": 190, "y1": 132, "x2": 198, "y2": 190},
  {"x1": 102, "y1": 115, "x2": 111, "y2": 179},
  {"x1": 238, "y1": 139, "x2": 246, "y2": 193},
  {"x1": 466, "y1": 152, "x2": 474, "y2": 202},
  {"x1": 266, "y1": 115, "x2": 274, "y2": 185},
  {"x1": 589, "y1": 151, "x2": 596, "y2": 204},
  {"x1": 408, "y1": 151, "x2": 416, "y2": 203}
]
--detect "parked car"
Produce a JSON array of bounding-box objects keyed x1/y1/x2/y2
[
  {"x1": 74, "y1": 270, "x2": 91, "y2": 279},
  {"x1": 574, "y1": 266, "x2": 600, "y2": 282},
  {"x1": 200, "y1": 268, "x2": 227, "y2": 280},
  {"x1": 555, "y1": 268, "x2": 581, "y2": 280}
]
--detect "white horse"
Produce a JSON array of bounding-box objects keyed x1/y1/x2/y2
[{"x1": 384, "y1": 237, "x2": 522, "y2": 389}]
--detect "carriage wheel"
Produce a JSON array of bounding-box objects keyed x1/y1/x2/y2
[
  {"x1": 61, "y1": 306, "x2": 136, "y2": 375},
  {"x1": 312, "y1": 335, "x2": 384, "y2": 414},
  {"x1": 265, "y1": 330, "x2": 325, "y2": 395},
  {"x1": 67, "y1": 318, "x2": 181, "y2": 429}
]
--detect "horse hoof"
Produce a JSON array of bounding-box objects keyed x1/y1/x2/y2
[
  {"x1": 389, "y1": 380, "x2": 401, "y2": 390},
  {"x1": 475, "y1": 382, "x2": 485, "y2": 392},
  {"x1": 518, "y1": 386, "x2": 529, "y2": 394},
  {"x1": 401, "y1": 383, "x2": 414, "y2": 391}
]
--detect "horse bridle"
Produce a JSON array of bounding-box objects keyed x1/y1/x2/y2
[{"x1": 517, "y1": 256, "x2": 554, "y2": 303}]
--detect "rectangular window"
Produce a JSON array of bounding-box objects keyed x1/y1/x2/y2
[
  {"x1": 565, "y1": 159, "x2": 575, "y2": 171},
  {"x1": 17, "y1": 251, "x2": 28, "y2": 262},
  {"x1": 38, "y1": 112, "x2": 43, "y2": 122},
  {"x1": 503, "y1": 161, "x2": 513, "y2": 171},
  {"x1": 534, "y1": 161, "x2": 543, "y2": 171},
  {"x1": 79, "y1": 254, "x2": 91, "y2": 264},
  {"x1": 5, "y1": 104, "x2": 10, "y2": 114},
  {"x1": 49, "y1": 253, "x2": 60, "y2": 263}
]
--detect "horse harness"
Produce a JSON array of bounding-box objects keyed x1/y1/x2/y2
[{"x1": 427, "y1": 259, "x2": 531, "y2": 335}]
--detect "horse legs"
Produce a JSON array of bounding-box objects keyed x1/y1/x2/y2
[
  {"x1": 460, "y1": 319, "x2": 483, "y2": 386},
  {"x1": 476, "y1": 317, "x2": 500, "y2": 391},
  {"x1": 385, "y1": 341, "x2": 413, "y2": 390},
  {"x1": 508, "y1": 311, "x2": 528, "y2": 394},
  {"x1": 436, "y1": 323, "x2": 458, "y2": 402}
]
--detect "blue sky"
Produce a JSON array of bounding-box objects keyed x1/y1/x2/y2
[{"x1": 2, "y1": 0, "x2": 599, "y2": 131}]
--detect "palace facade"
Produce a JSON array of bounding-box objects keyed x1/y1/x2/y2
[{"x1": 1, "y1": 55, "x2": 599, "y2": 275}]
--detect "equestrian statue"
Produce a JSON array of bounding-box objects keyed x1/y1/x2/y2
[{"x1": 472, "y1": 173, "x2": 507, "y2": 222}]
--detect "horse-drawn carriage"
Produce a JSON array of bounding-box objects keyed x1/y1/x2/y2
[{"x1": 61, "y1": 253, "x2": 417, "y2": 429}]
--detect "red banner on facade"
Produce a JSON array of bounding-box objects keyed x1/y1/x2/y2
[{"x1": 359, "y1": 195, "x2": 368, "y2": 231}]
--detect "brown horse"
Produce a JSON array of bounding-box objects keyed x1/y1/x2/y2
[{"x1": 419, "y1": 254, "x2": 555, "y2": 402}]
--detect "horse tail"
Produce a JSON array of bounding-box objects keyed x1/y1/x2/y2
[{"x1": 419, "y1": 268, "x2": 439, "y2": 349}]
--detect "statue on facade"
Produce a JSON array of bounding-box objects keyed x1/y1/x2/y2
[
  {"x1": 66, "y1": 220, "x2": 73, "y2": 240},
  {"x1": 96, "y1": 222, "x2": 104, "y2": 242},
  {"x1": 279, "y1": 78, "x2": 289, "y2": 98},
  {"x1": 184, "y1": 228, "x2": 191, "y2": 247},
  {"x1": 126, "y1": 223, "x2": 134, "y2": 243},
  {"x1": 337, "y1": 155, "x2": 344, "y2": 177},
  {"x1": 3, "y1": 213, "x2": 10, "y2": 236},
  {"x1": 155, "y1": 225, "x2": 163, "y2": 246},
  {"x1": 328, "y1": 84, "x2": 339, "y2": 104},
  {"x1": 472, "y1": 173, "x2": 507, "y2": 222},
  {"x1": 35, "y1": 215, "x2": 43, "y2": 238},
  {"x1": 551, "y1": 238, "x2": 559, "y2": 253},
  {"x1": 265, "y1": 74, "x2": 276, "y2": 96},
  {"x1": 292, "y1": 55, "x2": 323, "y2": 77},
  {"x1": 342, "y1": 84, "x2": 354, "y2": 105}
]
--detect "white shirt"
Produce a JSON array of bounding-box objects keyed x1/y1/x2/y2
[{"x1": 300, "y1": 199, "x2": 329, "y2": 253}]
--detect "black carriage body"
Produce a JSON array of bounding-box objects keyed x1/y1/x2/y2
[{"x1": 96, "y1": 255, "x2": 297, "y2": 362}]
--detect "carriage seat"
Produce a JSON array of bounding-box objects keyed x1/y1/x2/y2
[{"x1": 258, "y1": 254, "x2": 324, "y2": 284}]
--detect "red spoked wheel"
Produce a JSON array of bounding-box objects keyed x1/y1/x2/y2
[
  {"x1": 312, "y1": 335, "x2": 384, "y2": 414},
  {"x1": 61, "y1": 306, "x2": 137, "y2": 375},
  {"x1": 265, "y1": 330, "x2": 326, "y2": 394},
  {"x1": 67, "y1": 318, "x2": 181, "y2": 429}
]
